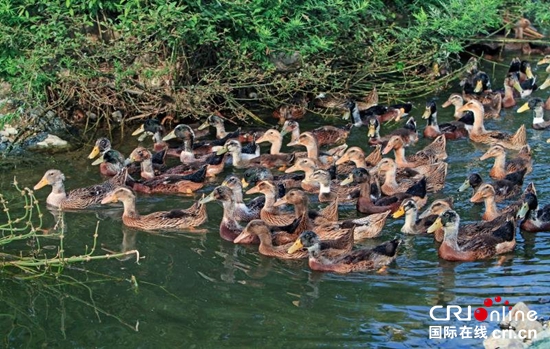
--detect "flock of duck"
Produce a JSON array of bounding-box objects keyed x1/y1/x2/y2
[{"x1": 32, "y1": 56, "x2": 550, "y2": 274}]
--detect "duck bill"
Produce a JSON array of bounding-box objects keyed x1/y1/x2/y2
[
  {"x1": 512, "y1": 80, "x2": 524, "y2": 94},
  {"x1": 273, "y1": 197, "x2": 287, "y2": 207},
  {"x1": 340, "y1": 173, "x2": 354, "y2": 186},
  {"x1": 381, "y1": 143, "x2": 392, "y2": 155},
  {"x1": 516, "y1": 102, "x2": 530, "y2": 113},
  {"x1": 241, "y1": 178, "x2": 250, "y2": 188},
  {"x1": 88, "y1": 146, "x2": 101, "y2": 159},
  {"x1": 539, "y1": 78, "x2": 550, "y2": 90},
  {"x1": 367, "y1": 124, "x2": 376, "y2": 137},
  {"x1": 216, "y1": 147, "x2": 228, "y2": 155},
  {"x1": 33, "y1": 178, "x2": 49, "y2": 190},
  {"x1": 198, "y1": 192, "x2": 216, "y2": 204},
  {"x1": 162, "y1": 130, "x2": 177, "y2": 141},
  {"x1": 245, "y1": 185, "x2": 261, "y2": 195},
  {"x1": 287, "y1": 140, "x2": 298, "y2": 147},
  {"x1": 197, "y1": 120, "x2": 210, "y2": 130},
  {"x1": 441, "y1": 99, "x2": 452, "y2": 108},
  {"x1": 255, "y1": 134, "x2": 268, "y2": 144},
  {"x1": 421, "y1": 107, "x2": 431, "y2": 119},
  {"x1": 285, "y1": 164, "x2": 299, "y2": 174},
  {"x1": 479, "y1": 151, "x2": 491, "y2": 161},
  {"x1": 287, "y1": 239, "x2": 304, "y2": 254},
  {"x1": 342, "y1": 110, "x2": 351, "y2": 120},
  {"x1": 426, "y1": 217, "x2": 442, "y2": 234},
  {"x1": 537, "y1": 57, "x2": 550, "y2": 66},
  {"x1": 91, "y1": 155, "x2": 105, "y2": 166},
  {"x1": 131, "y1": 124, "x2": 145, "y2": 136},
  {"x1": 458, "y1": 179, "x2": 470, "y2": 192},
  {"x1": 516, "y1": 202, "x2": 529, "y2": 220},
  {"x1": 392, "y1": 206, "x2": 405, "y2": 219},
  {"x1": 233, "y1": 230, "x2": 254, "y2": 244},
  {"x1": 100, "y1": 193, "x2": 118, "y2": 204},
  {"x1": 473, "y1": 79, "x2": 483, "y2": 93},
  {"x1": 524, "y1": 66, "x2": 534, "y2": 80},
  {"x1": 335, "y1": 154, "x2": 349, "y2": 165},
  {"x1": 279, "y1": 129, "x2": 289, "y2": 137},
  {"x1": 470, "y1": 191, "x2": 484, "y2": 203}
]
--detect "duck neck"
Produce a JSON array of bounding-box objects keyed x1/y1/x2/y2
[
  {"x1": 504, "y1": 84, "x2": 514, "y2": 101},
  {"x1": 401, "y1": 209, "x2": 418, "y2": 234},
  {"x1": 359, "y1": 180, "x2": 372, "y2": 200},
  {"x1": 121, "y1": 196, "x2": 139, "y2": 218},
  {"x1": 319, "y1": 181, "x2": 332, "y2": 195},
  {"x1": 306, "y1": 140, "x2": 319, "y2": 160},
  {"x1": 47, "y1": 181, "x2": 68, "y2": 207},
  {"x1": 140, "y1": 158, "x2": 155, "y2": 179},
  {"x1": 393, "y1": 147, "x2": 411, "y2": 167},
  {"x1": 302, "y1": 166, "x2": 317, "y2": 184},
  {"x1": 490, "y1": 153, "x2": 507, "y2": 178},
  {"x1": 351, "y1": 104, "x2": 362, "y2": 127},
  {"x1": 483, "y1": 195, "x2": 500, "y2": 219},
  {"x1": 269, "y1": 136, "x2": 283, "y2": 154},
  {"x1": 293, "y1": 199, "x2": 309, "y2": 218},
  {"x1": 221, "y1": 199, "x2": 239, "y2": 224},
  {"x1": 231, "y1": 187, "x2": 245, "y2": 204},
  {"x1": 230, "y1": 149, "x2": 244, "y2": 167},
  {"x1": 471, "y1": 109, "x2": 487, "y2": 134},
  {"x1": 262, "y1": 189, "x2": 278, "y2": 213},
  {"x1": 442, "y1": 224, "x2": 461, "y2": 251},
  {"x1": 428, "y1": 112, "x2": 440, "y2": 131},
  {"x1": 533, "y1": 107, "x2": 545, "y2": 125},
  {"x1": 182, "y1": 136, "x2": 194, "y2": 153},
  {"x1": 452, "y1": 99, "x2": 464, "y2": 118},
  {"x1": 290, "y1": 127, "x2": 300, "y2": 144},
  {"x1": 257, "y1": 230, "x2": 274, "y2": 251},
  {"x1": 382, "y1": 167, "x2": 399, "y2": 190},
  {"x1": 153, "y1": 132, "x2": 164, "y2": 145},
  {"x1": 215, "y1": 123, "x2": 227, "y2": 138}
]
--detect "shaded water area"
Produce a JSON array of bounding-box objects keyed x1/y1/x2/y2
[{"x1": 2, "y1": 56, "x2": 550, "y2": 348}]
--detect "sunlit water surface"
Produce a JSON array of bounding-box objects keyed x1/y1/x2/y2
[{"x1": 1, "y1": 56, "x2": 550, "y2": 348}]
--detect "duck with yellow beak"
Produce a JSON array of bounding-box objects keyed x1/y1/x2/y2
[{"x1": 517, "y1": 97, "x2": 550, "y2": 130}]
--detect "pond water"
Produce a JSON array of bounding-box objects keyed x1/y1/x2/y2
[{"x1": 1, "y1": 55, "x2": 550, "y2": 348}]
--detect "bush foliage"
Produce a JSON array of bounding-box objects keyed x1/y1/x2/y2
[{"x1": 0, "y1": 0, "x2": 545, "y2": 127}]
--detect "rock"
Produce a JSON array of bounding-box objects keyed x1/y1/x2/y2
[
  {"x1": 483, "y1": 334, "x2": 524, "y2": 349},
  {"x1": 33, "y1": 134, "x2": 69, "y2": 150}
]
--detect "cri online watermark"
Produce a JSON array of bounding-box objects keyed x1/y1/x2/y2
[{"x1": 428, "y1": 296, "x2": 538, "y2": 340}]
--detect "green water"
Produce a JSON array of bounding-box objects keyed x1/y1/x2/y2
[{"x1": 2, "y1": 56, "x2": 550, "y2": 348}]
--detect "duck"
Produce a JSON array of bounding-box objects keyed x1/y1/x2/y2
[
  {"x1": 91, "y1": 149, "x2": 126, "y2": 177},
  {"x1": 197, "y1": 115, "x2": 257, "y2": 143},
  {"x1": 442, "y1": 93, "x2": 465, "y2": 119},
  {"x1": 502, "y1": 76, "x2": 521, "y2": 108},
  {"x1": 88, "y1": 138, "x2": 126, "y2": 173},
  {"x1": 517, "y1": 98, "x2": 550, "y2": 130},
  {"x1": 462, "y1": 70, "x2": 492, "y2": 99},
  {"x1": 287, "y1": 131, "x2": 348, "y2": 169},
  {"x1": 334, "y1": 145, "x2": 382, "y2": 170},
  {"x1": 288, "y1": 231, "x2": 402, "y2": 273},
  {"x1": 470, "y1": 183, "x2": 524, "y2": 221},
  {"x1": 459, "y1": 171, "x2": 525, "y2": 204},
  {"x1": 100, "y1": 187, "x2": 207, "y2": 231},
  {"x1": 426, "y1": 210, "x2": 517, "y2": 261},
  {"x1": 220, "y1": 175, "x2": 263, "y2": 221},
  {"x1": 33, "y1": 168, "x2": 128, "y2": 210},
  {"x1": 273, "y1": 189, "x2": 339, "y2": 230},
  {"x1": 422, "y1": 100, "x2": 468, "y2": 139},
  {"x1": 128, "y1": 147, "x2": 207, "y2": 194},
  {"x1": 382, "y1": 135, "x2": 447, "y2": 169},
  {"x1": 509, "y1": 70, "x2": 537, "y2": 99},
  {"x1": 131, "y1": 119, "x2": 181, "y2": 156},
  {"x1": 280, "y1": 120, "x2": 352, "y2": 147},
  {"x1": 309, "y1": 169, "x2": 357, "y2": 203},
  {"x1": 341, "y1": 167, "x2": 424, "y2": 215},
  {"x1": 217, "y1": 139, "x2": 294, "y2": 169},
  {"x1": 456, "y1": 99, "x2": 527, "y2": 150},
  {"x1": 245, "y1": 180, "x2": 295, "y2": 226},
  {"x1": 538, "y1": 55, "x2": 550, "y2": 73},
  {"x1": 198, "y1": 185, "x2": 244, "y2": 241},
  {"x1": 376, "y1": 158, "x2": 447, "y2": 195},
  {"x1": 417, "y1": 198, "x2": 454, "y2": 242},
  {"x1": 479, "y1": 144, "x2": 532, "y2": 180},
  {"x1": 284, "y1": 157, "x2": 323, "y2": 192},
  {"x1": 314, "y1": 88, "x2": 378, "y2": 111},
  {"x1": 241, "y1": 166, "x2": 304, "y2": 191},
  {"x1": 367, "y1": 116, "x2": 418, "y2": 147},
  {"x1": 272, "y1": 93, "x2": 308, "y2": 125},
  {"x1": 517, "y1": 189, "x2": 550, "y2": 232},
  {"x1": 392, "y1": 198, "x2": 438, "y2": 235}
]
